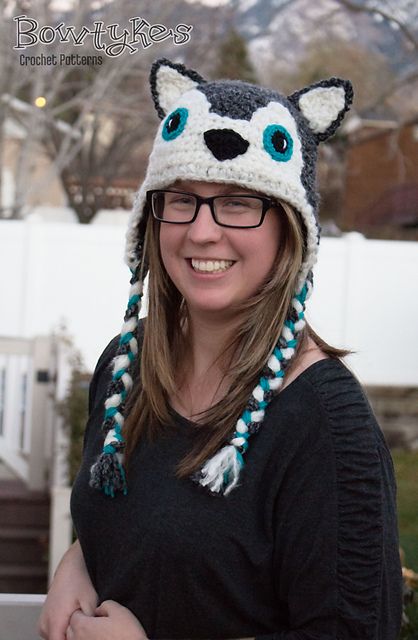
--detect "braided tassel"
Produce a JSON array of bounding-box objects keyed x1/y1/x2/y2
[
  {"x1": 194, "y1": 277, "x2": 311, "y2": 496},
  {"x1": 90, "y1": 424, "x2": 127, "y2": 497},
  {"x1": 89, "y1": 269, "x2": 143, "y2": 497}
]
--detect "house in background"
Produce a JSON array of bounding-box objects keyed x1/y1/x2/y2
[
  {"x1": 341, "y1": 117, "x2": 418, "y2": 238},
  {"x1": 1, "y1": 96, "x2": 69, "y2": 215},
  {"x1": 1, "y1": 94, "x2": 140, "y2": 221}
]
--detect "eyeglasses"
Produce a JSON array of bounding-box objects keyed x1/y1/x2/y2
[{"x1": 146, "y1": 189, "x2": 279, "y2": 229}]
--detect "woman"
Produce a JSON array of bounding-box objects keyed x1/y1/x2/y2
[{"x1": 39, "y1": 58, "x2": 403, "y2": 640}]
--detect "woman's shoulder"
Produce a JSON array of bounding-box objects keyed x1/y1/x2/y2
[
  {"x1": 301, "y1": 357, "x2": 375, "y2": 419},
  {"x1": 264, "y1": 353, "x2": 389, "y2": 465}
]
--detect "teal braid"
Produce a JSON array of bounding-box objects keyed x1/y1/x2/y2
[
  {"x1": 89, "y1": 266, "x2": 143, "y2": 497},
  {"x1": 194, "y1": 275, "x2": 312, "y2": 496}
]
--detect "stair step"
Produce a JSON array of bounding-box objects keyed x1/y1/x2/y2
[
  {"x1": 0, "y1": 499, "x2": 50, "y2": 527},
  {"x1": 0, "y1": 479, "x2": 47, "y2": 497},
  {"x1": 0, "y1": 564, "x2": 47, "y2": 578},
  {"x1": 0, "y1": 482, "x2": 50, "y2": 592},
  {"x1": 0, "y1": 527, "x2": 48, "y2": 540},
  {"x1": 0, "y1": 567, "x2": 47, "y2": 594},
  {"x1": 0, "y1": 529, "x2": 48, "y2": 565}
]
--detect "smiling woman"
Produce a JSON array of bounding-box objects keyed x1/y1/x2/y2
[{"x1": 39, "y1": 58, "x2": 403, "y2": 640}]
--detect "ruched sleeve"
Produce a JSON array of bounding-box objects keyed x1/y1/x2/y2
[{"x1": 257, "y1": 362, "x2": 403, "y2": 639}]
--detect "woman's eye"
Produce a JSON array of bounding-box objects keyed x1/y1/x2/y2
[
  {"x1": 225, "y1": 199, "x2": 246, "y2": 208},
  {"x1": 167, "y1": 195, "x2": 194, "y2": 207},
  {"x1": 220, "y1": 197, "x2": 258, "y2": 211},
  {"x1": 263, "y1": 124, "x2": 293, "y2": 162},
  {"x1": 162, "y1": 108, "x2": 189, "y2": 141}
]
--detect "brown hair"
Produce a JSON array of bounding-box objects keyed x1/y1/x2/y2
[{"x1": 124, "y1": 200, "x2": 349, "y2": 478}]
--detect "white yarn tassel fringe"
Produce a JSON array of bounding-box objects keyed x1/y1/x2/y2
[{"x1": 199, "y1": 444, "x2": 243, "y2": 495}]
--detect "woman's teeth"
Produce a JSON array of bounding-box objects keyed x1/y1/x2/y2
[{"x1": 191, "y1": 259, "x2": 234, "y2": 273}]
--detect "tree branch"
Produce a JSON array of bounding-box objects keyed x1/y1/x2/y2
[{"x1": 335, "y1": 0, "x2": 418, "y2": 50}]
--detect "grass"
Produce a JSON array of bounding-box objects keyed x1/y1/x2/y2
[{"x1": 392, "y1": 449, "x2": 418, "y2": 639}]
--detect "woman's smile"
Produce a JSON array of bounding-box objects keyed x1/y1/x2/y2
[{"x1": 189, "y1": 258, "x2": 236, "y2": 274}]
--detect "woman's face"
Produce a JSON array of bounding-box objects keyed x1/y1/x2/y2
[{"x1": 158, "y1": 180, "x2": 282, "y2": 322}]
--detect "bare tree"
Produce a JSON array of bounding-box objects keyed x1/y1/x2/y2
[
  {"x1": 0, "y1": 0, "x2": 160, "y2": 221},
  {"x1": 334, "y1": 0, "x2": 418, "y2": 51},
  {"x1": 1, "y1": 0, "x2": 223, "y2": 222},
  {"x1": 334, "y1": 0, "x2": 418, "y2": 113},
  {"x1": 0, "y1": 0, "x2": 40, "y2": 218},
  {"x1": 265, "y1": 36, "x2": 394, "y2": 114}
]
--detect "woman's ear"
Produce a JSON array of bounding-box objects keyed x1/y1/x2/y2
[
  {"x1": 149, "y1": 58, "x2": 206, "y2": 120},
  {"x1": 288, "y1": 78, "x2": 353, "y2": 142}
]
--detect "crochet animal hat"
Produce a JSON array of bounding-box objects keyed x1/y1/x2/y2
[{"x1": 90, "y1": 57, "x2": 353, "y2": 497}]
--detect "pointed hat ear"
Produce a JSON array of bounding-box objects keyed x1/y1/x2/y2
[
  {"x1": 149, "y1": 58, "x2": 207, "y2": 120},
  {"x1": 289, "y1": 78, "x2": 353, "y2": 142}
]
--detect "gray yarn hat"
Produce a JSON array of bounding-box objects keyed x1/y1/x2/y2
[{"x1": 90, "y1": 58, "x2": 353, "y2": 497}]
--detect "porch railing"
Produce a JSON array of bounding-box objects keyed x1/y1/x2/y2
[
  {"x1": 0, "y1": 335, "x2": 73, "y2": 582},
  {"x1": 0, "y1": 336, "x2": 56, "y2": 491},
  {"x1": 0, "y1": 593, "x2": 45, "y2": 639}
]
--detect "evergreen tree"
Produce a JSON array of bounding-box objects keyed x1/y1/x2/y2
[{"x1": 212, "y1": 28, "x2": 257, "y2": 83}]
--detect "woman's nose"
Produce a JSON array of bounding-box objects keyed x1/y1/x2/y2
[{"x1": 186, "y1": 203, "x2": 222, "y2": 242}]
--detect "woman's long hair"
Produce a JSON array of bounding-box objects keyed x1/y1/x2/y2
[{"x1": 124, "y1": 201, "x2": 348, "y2": 477}]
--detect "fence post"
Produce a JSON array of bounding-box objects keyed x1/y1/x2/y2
[
  {"x1": 28, "y1": 336, "x2": 56, "y2": 491},
  {"x1": 49, "y1": 486, "x2": 72, "y2": 583},
  {"x1": 48, "y1": 337, "x2": 73, "y2": 581}
]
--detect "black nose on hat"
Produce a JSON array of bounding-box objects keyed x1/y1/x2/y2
[{"x1": 204, "y1": 128, "x2": 249, "y2": 161}]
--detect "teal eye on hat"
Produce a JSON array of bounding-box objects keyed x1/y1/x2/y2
[
  {"x1": 263, "y1": 124, "x2": 293, "y2": 162},
  {"x1": 162, "y1": 107, "x2": 189, "y2": 141}
]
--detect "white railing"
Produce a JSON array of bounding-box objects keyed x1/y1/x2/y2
[
  {"x1": 0, "y1": 593, "x2": 45, "y2": 640},
  {"x1": 0, "y1": 336, "x2": 56, "y2": 491},
  {"x1": 0, "y1": 334, "x2": 73, "y2": 581}
]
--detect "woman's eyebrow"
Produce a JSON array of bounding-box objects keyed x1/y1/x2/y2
[{"x1": 173, "y1": 183, "x2": 259, "y2": 195}]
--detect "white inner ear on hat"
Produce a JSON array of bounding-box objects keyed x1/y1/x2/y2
[
  {"x1": 298, "y1": 86, "x2": 346, "y2": 134},
  {"x1": 156, "y1": 65, "x2": 200, "y2": 116}
]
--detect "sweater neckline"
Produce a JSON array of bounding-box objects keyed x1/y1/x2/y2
[{"x1": 169, "y1": 357, "x2": 345, "y2": 428}]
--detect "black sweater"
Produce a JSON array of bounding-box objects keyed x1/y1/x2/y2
[{"x1": 71, "y1": 335, "x2": 403, "y2": 639}]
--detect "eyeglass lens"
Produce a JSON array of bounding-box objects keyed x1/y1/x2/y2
[{"x1": 151, "y1": 191, "x2": 265, "y2": 227}]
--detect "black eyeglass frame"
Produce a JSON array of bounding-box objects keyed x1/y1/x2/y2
[{"x1": 146, "y1": 189, "x2": 280, "y2": 229}]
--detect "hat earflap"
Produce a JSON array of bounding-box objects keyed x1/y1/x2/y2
[
  {"x1": 89, "y1": 266, "x2": 143, "y2": 497},
  {"x1": 193, "y1": 275, "x2": 313, "y2": 496}
]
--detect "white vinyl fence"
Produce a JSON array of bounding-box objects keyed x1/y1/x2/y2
[{"x1": 1, "y1": 219, "x2": 417, "y2": 385}]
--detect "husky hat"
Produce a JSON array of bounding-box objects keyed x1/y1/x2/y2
[{"x1": 90, "y1": 57, "x2": 353, "y2": 497}]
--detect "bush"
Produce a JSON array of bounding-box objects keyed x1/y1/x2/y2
[
  {"x1": 393, "y1": 450, "x2": 418, "y2": 638},
  {"x1": 56, "y1": 347, "x2": 90, "y2": 484}
]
